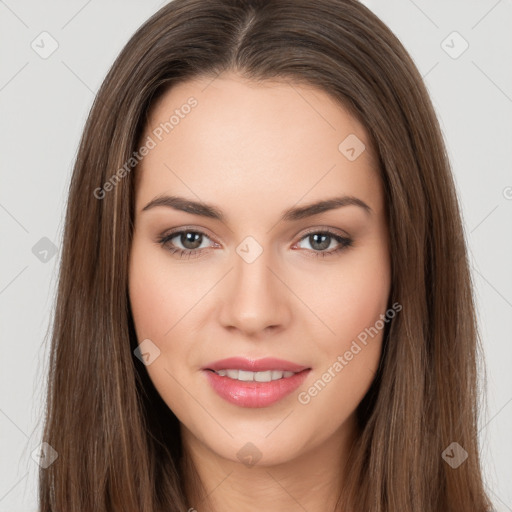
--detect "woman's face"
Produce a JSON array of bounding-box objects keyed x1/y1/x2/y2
[{"x1": 129, "y1": 72, "x2": 391, "y2": 466}]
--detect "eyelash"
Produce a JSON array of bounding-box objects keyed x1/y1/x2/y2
[{"x1": 156, "y1": 227, "x2": 353, "y2": 260}]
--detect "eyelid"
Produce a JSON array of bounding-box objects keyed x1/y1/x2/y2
[
  {"x1": 295, "y1": 225, "x2": 351, "y2": 240},
  {"x1": 160, "y1": 225, "x2": 220, "y2": 245}
]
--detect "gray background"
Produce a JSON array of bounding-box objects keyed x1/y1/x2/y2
[{"x1": 0, "y1": 1, "x2": 511, "y2": 510}]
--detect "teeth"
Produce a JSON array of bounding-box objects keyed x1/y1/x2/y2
[{"x1": 213, "y1": 369, "x2": 296, "y2": 382}]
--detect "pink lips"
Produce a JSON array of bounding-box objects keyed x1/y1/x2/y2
[{"x1": 201, "y1": 357, "x2": 311, "y2": 408}]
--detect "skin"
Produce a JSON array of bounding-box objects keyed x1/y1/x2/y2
[{"x1": 128, "y1": 71, "x2": 391, "y2": 512}]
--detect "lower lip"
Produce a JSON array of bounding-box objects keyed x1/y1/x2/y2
[{"x1": 203, "y1": 369, "x2": 311, "y2": 408}]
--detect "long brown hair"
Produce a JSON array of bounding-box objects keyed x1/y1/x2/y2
[{"x1": 39, "y1": 0, "x2": 492, "y2": 510}]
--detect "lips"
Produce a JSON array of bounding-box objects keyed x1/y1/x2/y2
[{"x1": 201, "y1": 357, "x2": 311, "y2": 408}]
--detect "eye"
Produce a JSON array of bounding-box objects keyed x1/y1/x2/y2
[
  {"x1": 294, "y1": 228, "x2": 353, "y2": 258},
  {"x1": 157, "y1": 228, "x2": 218, "y2": 259},
  {"x1": 157, "y1": 227, "x2": 353, "y2": 259}
]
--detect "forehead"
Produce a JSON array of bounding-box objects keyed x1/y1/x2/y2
[{"x1": 135, "y1": 72, "x2": 383, "y2": 218}]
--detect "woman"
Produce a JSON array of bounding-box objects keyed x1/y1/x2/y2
[{"x1": 39, "y1": 0, "x2": 493, "y2": 510}]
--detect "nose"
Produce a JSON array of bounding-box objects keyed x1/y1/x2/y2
[{"x1": 218, "y1": 245, "x2": 292, "y2": 337}]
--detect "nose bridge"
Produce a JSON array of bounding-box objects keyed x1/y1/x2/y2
[{"x1": 219, "y1": 235, "x2": 290, "y2": 334}]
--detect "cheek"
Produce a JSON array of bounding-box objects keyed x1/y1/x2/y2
[
  {"x1": 128, "y1": 240, "x2": 199, "y2": 420},
  {"x1": 302, "y1": 241, "x2": 391, "y2": 355},
  {"x1": 294, "y1": 243, "x2": 390, "y2": 416},
  {"x1": 128, "y1": 239, "x2": 191, "y2": 376},
  {"x1": 332, "y1": 267, "x2": 389, "y2": 345},
  {"x1": 128, "y1": 238, "x2": 208, "y2": 340}
]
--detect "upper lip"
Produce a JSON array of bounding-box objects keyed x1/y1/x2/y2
[{"x1": 202, "y1": 357, "x2": 310, "y2": 373}]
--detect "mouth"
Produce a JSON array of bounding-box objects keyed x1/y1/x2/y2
[{"x1": 201, "y1": 357, "x2": 311, "y2": 408}]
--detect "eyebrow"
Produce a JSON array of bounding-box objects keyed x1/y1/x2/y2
[{"x1": 141, "y1": 194, "x2": 372, "y2": 221}]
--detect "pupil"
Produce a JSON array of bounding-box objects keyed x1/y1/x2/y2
[
  {"x1": 311, "y1": 233, "x2": 329, "y2": 251},
  {"x1": 182, "y1": 232, "x2": 202, "y2": 249}
]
